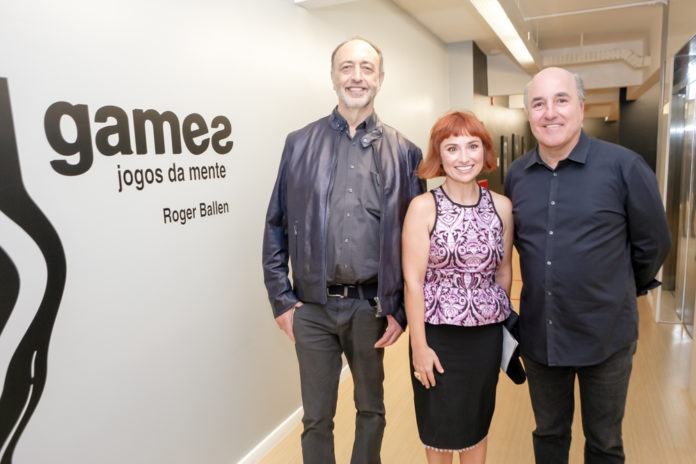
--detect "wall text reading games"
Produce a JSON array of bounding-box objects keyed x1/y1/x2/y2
[{"x1": 45, "y1": 102, "x2": 233, "y2": 176}]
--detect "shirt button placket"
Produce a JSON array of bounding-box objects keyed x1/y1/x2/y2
[{"x1": 545, "y1": 169, "x2": 559, "y2": 363}]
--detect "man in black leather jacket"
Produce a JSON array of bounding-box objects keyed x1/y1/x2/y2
[{"x1": 262, "y1": 38, "x2": 424, "y2": 464}]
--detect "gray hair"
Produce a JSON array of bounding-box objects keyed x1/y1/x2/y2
[
  {"x1": 523, "y1": 70, "x2": 585, "y2": 112},
  {"x1": 331, "y1": 37, "x2": 384, "y2": 74}
]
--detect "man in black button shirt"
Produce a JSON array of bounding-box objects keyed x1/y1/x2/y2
[
  {"x1": 504, "y1": 67, "x2": 671, "y2": 463},
  {"x1": 262, "y1": 38, "x2": 424, "y2": 464}
]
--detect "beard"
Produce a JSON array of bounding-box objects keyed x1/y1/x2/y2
[{"x1": 336, "y1": 85, "x2": 380, "y2": 110}]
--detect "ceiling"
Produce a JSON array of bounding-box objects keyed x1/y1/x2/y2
[
  {"x1": 390, "y1": 0, "x2": 670, "y2": 120},
  {"x1": 392, "y1": 0, "x2": 664, "y2": 55}
]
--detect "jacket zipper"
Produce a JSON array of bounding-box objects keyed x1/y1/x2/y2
[{"x1": 371, "y1": 141, "x2": 384, "y2": 316}]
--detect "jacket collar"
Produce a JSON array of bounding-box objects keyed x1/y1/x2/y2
[
  {"x1": 330, "y1": 107, "x2": 384, "y2": 148},
  {"x1": 524, "y1": 130, "x2": 590, "y2": 169}
]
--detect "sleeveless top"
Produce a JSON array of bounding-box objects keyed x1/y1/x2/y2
[{"x1": 423, "y1": 186, "x2": 512, "y2": 326}]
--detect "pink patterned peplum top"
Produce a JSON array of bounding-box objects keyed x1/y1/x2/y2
[{"x1": 423, "y1": 186, "x2": 512, "y2": 326}]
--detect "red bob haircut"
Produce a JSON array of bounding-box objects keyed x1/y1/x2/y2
[{"x1": 418, "y1": 110, "x2": 496, "y2": 179}]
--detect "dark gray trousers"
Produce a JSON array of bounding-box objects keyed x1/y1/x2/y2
[
  {"x1": 523, "y1": 341, "x2": 637, "y2": 464},
  {"x1": 293, "y1": 298, "x2": 387, "y2": 464}
]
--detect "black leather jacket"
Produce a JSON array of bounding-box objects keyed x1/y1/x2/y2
[{"x1": 262, "y1": 109, "x2": 424, "y2": 328}]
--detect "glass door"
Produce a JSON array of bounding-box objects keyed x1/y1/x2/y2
[{"x1": 661, "y1": 34, "x2": 696, "y2": 337}]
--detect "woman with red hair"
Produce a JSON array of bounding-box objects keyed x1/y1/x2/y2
[{"x1": 402, "y1": 111, "x2": 513, "y2": 463}]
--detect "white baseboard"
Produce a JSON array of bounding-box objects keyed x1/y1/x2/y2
[
  {"x1": 237, "y1": 406, "x2": 303, "y2": 464},
  {"x1": 238, "y1": 364, "x2": 351, "y2": 463}
]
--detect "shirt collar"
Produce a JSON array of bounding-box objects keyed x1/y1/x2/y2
[
  {"x1": 524, "y1": 130, "x2": 590, "y2": 169},
  {"x1": 330, "y1": 107, "x2": 383, "y2": 147}
]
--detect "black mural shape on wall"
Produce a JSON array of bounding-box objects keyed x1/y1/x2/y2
[{"x1": 0, "y1": 77, "x2": 66, "y2": 463}]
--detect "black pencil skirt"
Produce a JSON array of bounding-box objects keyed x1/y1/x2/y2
[{"x1": 410, "y1": 322, "x2": 502, "y2": 451}]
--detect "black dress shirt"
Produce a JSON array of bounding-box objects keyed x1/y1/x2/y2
[
  {"x1": 504, "y1": 131, "x2": 671, "y2": 366},
  {"x1": 325, "y1": 111, "x2": 381, "y2": 285}
]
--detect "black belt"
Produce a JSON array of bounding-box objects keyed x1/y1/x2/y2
[{"x1": 327, "y1": 283, "x2": 378, "y2": 299}]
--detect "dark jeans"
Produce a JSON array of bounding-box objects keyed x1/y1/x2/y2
[
  {"x1": 523, "y1": 341, "x2": 636, "y2": 464},
  {"x1": 293, "y1": 298, "x2": 387, "y2": 464}
]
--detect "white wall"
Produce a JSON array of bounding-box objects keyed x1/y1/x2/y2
[
  {"x1": 487, "y1": 53, "x2": 530, "y2": 97},
  {"x1": 0, "y1": 1, "x2": 449, "y2": 463},
  {"x1": 447, "y1": 41, "x2": 474, "y2": 110}
]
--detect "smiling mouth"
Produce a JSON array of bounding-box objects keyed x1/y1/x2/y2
[{"x1": 455, "y1": 165, "x2": 474, "y2": 172}]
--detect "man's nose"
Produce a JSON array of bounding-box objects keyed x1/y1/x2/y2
[
  {"x1": 543, "y1": 102, "x2": 557, "y2": 118},
  {"x1": 350, "y1": 65, "x2": 363, "y2": 81}
]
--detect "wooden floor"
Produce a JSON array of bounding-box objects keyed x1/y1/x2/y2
[{"x1": 260, "y1": 256, "x2": 696, "y2": 463}]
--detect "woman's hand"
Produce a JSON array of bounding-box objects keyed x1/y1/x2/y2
[{"x1": 411, "y1": 344, "x2": 444, "y2": 389}]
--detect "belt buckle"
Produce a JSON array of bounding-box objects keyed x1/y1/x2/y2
[{"x1": 327, "y1": 285, "x2": 351, "y2": 298}]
